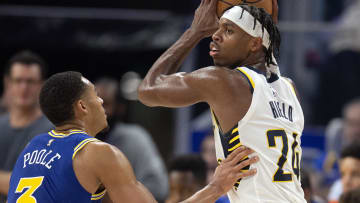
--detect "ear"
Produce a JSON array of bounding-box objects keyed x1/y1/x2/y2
[
  {"x1": 74, "y1": 99, "x2": 88, "y2": 117},
  {"x1": 249, "y1": 37, "x2": 263, "y2": 52}
]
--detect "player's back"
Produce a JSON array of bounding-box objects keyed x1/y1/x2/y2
[
  {"x1": 212, "y1": 67, "x2": 306, "y2": 203},
  {"x1": 7, "y1": 130, "x2": 106, "y2": 203}
]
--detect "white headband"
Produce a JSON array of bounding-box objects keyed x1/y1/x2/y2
[{"x1": 221, "y1": 6, "x2": 270, "y2": 49}]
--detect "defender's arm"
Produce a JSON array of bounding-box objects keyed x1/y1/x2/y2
[
  {"x1": 78, "y1": 142, "x2": 157, "y2": 203},
  {"x1": 76, "y1": 142, "x2": 258, "y2": 203}
]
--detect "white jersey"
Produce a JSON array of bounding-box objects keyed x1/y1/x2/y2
[{"x1": 211, "y1": 67, "x2": 306, "y2": 203}]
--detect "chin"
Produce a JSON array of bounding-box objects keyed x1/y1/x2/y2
[
  {"x1": 213, "y1": 60, "x2": 223, "y2": 66},
  {"x1": 213, "y1": 59, "x2": 231, "y2": 67}
]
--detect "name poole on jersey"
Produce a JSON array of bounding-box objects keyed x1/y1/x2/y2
[{"x1": 23, "y1": 149, "x2": 62, "y2": 169}]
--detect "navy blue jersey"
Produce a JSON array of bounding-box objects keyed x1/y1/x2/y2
[{"x1": 7, "y1": 130, "x2": 106, "y2": 203}]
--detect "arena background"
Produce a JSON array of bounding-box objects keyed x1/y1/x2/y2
[{"x1": 0, "y1": 0, "x2": 358, "y2": 181}]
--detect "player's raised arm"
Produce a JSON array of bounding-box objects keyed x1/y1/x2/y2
[{"x1": 138, "y1": 0, "x2": 219, "y2": 107}]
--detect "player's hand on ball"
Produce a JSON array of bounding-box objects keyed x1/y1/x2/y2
[
  {"x1": 190, "y1": 0, "x2": 219, "y2": 38},
  {"x1": 210, "y1": 146, "x2": 259, "y2": 194}
]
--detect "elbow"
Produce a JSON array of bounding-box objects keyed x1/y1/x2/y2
[{"x1": 137, "y1": 85, "x2": 157, "y2": 107}]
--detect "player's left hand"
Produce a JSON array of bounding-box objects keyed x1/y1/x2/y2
[{"x1": 209, "y1": 146, "x2": 259, "y2": 195}]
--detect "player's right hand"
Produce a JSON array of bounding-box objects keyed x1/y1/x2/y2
[
  {"x1": 209, "y1": 146, "x2": 259, "y2": 195},
  {"x1": 190, "y1": 0, "x2": 219, "y2": 38}
]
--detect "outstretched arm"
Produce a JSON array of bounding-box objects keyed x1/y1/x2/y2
[
  {"x1": 77, "y1": 142, "x2": 257, "y2": 203},
  {"x1": 138, "y1": 0, "x2": 219, "y2": 107},
  {"x1": 76, "y1": 142, "x2": 157, "y2": 203}
]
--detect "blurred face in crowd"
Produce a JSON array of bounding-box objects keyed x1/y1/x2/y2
[
  {"x1": 95, "y1": 83, "x2": 116, "y2": 118},
  {"x1": 340, "y1": 157, "x2": 360, "y2": 193},
  {"x1": 343, "y1": 103, "x2": 360, "y2": 143},
  {"x1": 201, "y1": 136, "x2": 218, "y2": 183},
  {"x1": 166, "y1": 171, "x2": 203, "y2": 203},
  {"x1": 6, "y1": 63, "x2": 42, "y2": 110}
]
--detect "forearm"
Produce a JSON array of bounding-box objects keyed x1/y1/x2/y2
[
  {"x1": 141, "y1": 29, "x2": 202, "y2": 86},
  {"x1": 180, "y1": 184, "x2": 222, "y2": 203},
  {"x1": 0, "y1": 171, "x2": 11, "y2": 195}
]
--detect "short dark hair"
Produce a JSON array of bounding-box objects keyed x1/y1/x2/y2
[
  {"x1": 168, "y1": 154, "x2": 207, "y2": 185},
  {"x1": 238, "y1": 5, "x2": 281, "y2": 67},
  {"x1": 340, "y1": 142, "x2": 360, "y2": 160},
  {"x1": 5, "y1": 50, "x2": 48, "y2": 79},
  {"x1": 39, "y1": 71, "x2": 87, "y2": 126},
  {"x1": 340, "y1": 188, "x2": 360, "y2": 203}
]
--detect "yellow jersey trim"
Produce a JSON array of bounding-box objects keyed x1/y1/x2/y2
[
  {"x1": 282, "y1": 78, "x2": 297, "y2": 97},
  {"x1": 48, "y1": 130, "x2": 87, "y2": 138},
  {"x1": 91, "y1": 189, "x2": 106, "y2": 200},
  {"x1": 229, "y1": 135, "x2": 239, "y2": 144},
  {"x1": 237, "y1": 68, "x2": 255, "y2": 89},
  {"x1": 231, "y1": 128, "x2": 238, "y2": 134},
  {"x1": 228, "y1": 143, "x2": 241, "y2": 152},
  {"x1": 72, "y1": 138, "x2": 98, "y2": 160}
]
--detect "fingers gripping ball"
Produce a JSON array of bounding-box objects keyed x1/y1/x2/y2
[{"x1": 217, "y1": 0, "x2": 273, "y2": 18}]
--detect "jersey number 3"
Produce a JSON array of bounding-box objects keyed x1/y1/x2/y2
[
  {"x1": 267, "y1": 129, "x2": 300, "y2": 182},
  {"x1": 15, "y1": 176, "x2": 44, "y2": 203}
]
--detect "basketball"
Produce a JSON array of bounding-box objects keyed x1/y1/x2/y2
[{"x1": 217, "y1": 0, "x2": 273, "y2": 18}]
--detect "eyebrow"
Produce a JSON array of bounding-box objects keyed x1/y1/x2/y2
[{"x1": 222, "y1": 22, "x2": 236, "y2": 28}]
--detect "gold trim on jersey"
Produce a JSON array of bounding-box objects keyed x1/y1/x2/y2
[
  {"x1": 48, "y1": 130, "x2": 87, "y2": 138},
  {"x1": 282, "y1": 78, "x2": 297, "y2": 97},
  {"x1": 91, "y1": 189, "x2": 106, "y2": 200},
  {"x1": 228, "y1": 143, "x2": 242, "y2": 152},
  {"x1": 72, "y1": 138, "x2": 98, "y2": 160},
  {"x1": 231, "y1": 128, "x2": 238, "y2": 134},
  {"x1": 229, "y1": 135, "x2": 239, "y2": 144},
  {"x1": 236, "y1": 68, "x2": 255, "y2": 89}
]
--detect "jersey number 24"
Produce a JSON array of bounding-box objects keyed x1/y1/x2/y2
[{"x1": 267, "y1": 129, "x2": 300, "y2": 182}]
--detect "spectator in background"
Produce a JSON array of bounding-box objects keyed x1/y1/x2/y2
[
  {"x1": 301, "y1": 169, "x2": 326, "y2": 203},
  {"x1": 200, "y1": 135, "x2": 218, "y2": 183},
  {"x1": 339, "y1": 188, "x2": 360, "y2": 203},
  {"x1": 166, "y1": 155, "x2": 207, "y2": 203},
  {"x1": 0, "y1": 50, "x2": 53, "y2": 201},
  {"x1": 94, "y1": 77, "x2": 168, "y2": 202},
  {"x1": 328, "y1": 142, "x2": 360, "y2": 203},
  {"x1": 314, "y1": 0, "x2": 360, "y2": 125},
  {"x1": 0, "y1": 85, "x2": 9, "y2": 115},
  {"x1": 322, "y1": 98, "x2": 360, "y2": 181},
  {"x1": 200, "y1": 135, "x2": 230, "y2": 203}
]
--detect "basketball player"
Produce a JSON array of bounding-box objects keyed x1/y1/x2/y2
[
  {"x1": 7, "y1": 71, "x2": 258, "y2": 203},
  {"x1": 138, "y1": 0, "x2": 306, "y2": 202}
]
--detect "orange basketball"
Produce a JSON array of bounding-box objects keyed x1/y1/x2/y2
[{"x1": 217, "y1": 0, "x2": 273, "y2": 18}]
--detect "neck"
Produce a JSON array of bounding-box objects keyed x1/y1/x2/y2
[
  {"x1": 9, "y1": 106, "x2": 42, "y2": 128},
  {"x1": 55, "y1": 120, "x2": 96, "y2": 137},
  {"x1": 239, "y1": 51, "x2": 267, "y2": 74}
]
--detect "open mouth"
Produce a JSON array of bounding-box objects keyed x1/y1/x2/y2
[{"x1": 209, "y1": 42, "x2": 220, "y2": 57}]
